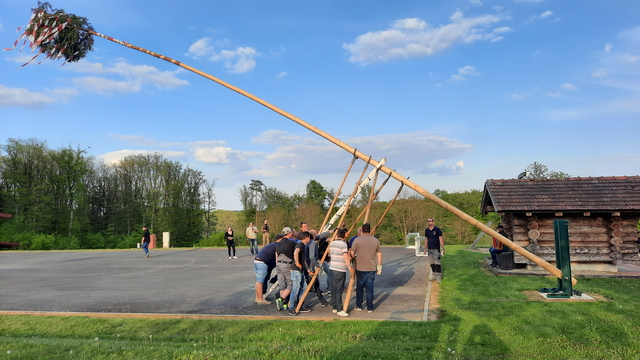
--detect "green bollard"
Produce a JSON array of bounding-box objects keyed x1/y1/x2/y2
[{"x1": 539, "y1": 219, "x2": 582, "y2": 298}]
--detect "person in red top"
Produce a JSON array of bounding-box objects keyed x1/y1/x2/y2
[{"x1": 489, "y1": 225, "x2": 510, "y2": 268}]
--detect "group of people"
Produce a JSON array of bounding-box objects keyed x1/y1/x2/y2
[
  {"x1": 252, "y1": 221, "x2": 383, "y2": 316},
  {"x1": 222, "y1": 220, "x2": 271, "y2": 259}
]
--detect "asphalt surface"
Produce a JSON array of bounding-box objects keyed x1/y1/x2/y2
[{"x1": 0, "y1": 246, "x2": 429, "y2": 321}]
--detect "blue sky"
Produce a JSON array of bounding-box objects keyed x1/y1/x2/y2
[{"x1": 1, "y1": 0, "x2": 639, "y2": 210}]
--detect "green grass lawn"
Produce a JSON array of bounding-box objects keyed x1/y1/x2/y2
[{"x1": 1, "y1": 246, "x2": 639, "y2": 359}]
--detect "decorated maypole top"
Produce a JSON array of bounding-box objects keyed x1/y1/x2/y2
[{"x1": 4, "y1": 2, "x2": 94, "y2": 67}]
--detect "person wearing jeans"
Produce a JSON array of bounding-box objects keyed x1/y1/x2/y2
[
  {"x1": 246, "y1": 222, "x2": 259, "y2": 255},
  {"x1": 349, "y1": 223, "x2": 382, "y2": 312},
  {"x1": 141, "y1": 226, "x2": 151, "y2": 258}
]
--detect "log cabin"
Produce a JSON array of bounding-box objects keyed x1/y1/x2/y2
[{"x1": 481, "y1": 176, "x2": 640, "y2": 272}]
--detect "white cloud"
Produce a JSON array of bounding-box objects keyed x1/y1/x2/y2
[
  {"x1": 561, "y1": 83, "x2": 578, "y2": 91},
  {"x1": 187, "y1": 37, "x2": 213, "y2": 57},
  {"x1": 193, "y1": 147, "x2": 262, "y2": 164},
  {"x1": 66, "y1": 60, "x2": 189, "y2": 94},
  {"x1": 515, "y1": 0, "x2": 544, "y2": 2},
  {"x1": 469, "y1": 0, "x2": 482, "y2": 5},
  {"x1": 0, "y1": 22, "x2": 3, "y2": 31},
  {"x1": 508, "y1": 93, "x2": 525, "y2": 99},
  {"x1": 99, "y1": 150, "x2": 187, "y2": 164},
  {"x1": 0, "y1": 84, "x2": 56, "y2": 108},
  {"x1": 258, "y1": 131, "x2": 473, "y2": 176},
  {"x1": 491, "y1": 36, "x2": 504, "y2": 43},
  {"x1": 493, "y1": 27, "x2": 512, "y2": 34},
  {"x1": 343, "y1": 11, "x2": 503, "y2": 64},
  {"x1": 546, "y1": 92, "x2": 560, "y2": 97},
  {"x1": 73, "y1": 77, "x2": 141, "y2": 94},
  {"x1": 450, "y1": 66, "x2": 480, "y2": 81},
  {"x1": 211, "y1": 46, "x2": 259, "y2": 73},
  {"x1": 591, "y1": 69, "x2": 608, "y2": 78},
  {"x1": 539, "y1": 11, "x2": 553, "y2": 19},
  {"x1": 276, "y1": 72, "x2": 287, "y2": 78},
  {"x1": 604, "y1": 43, "x2": 613, "y2": 52}
]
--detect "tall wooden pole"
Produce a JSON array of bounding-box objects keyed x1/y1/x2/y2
[{"x1": 87, "y1": 30, "x2": 575, "y2": 285}]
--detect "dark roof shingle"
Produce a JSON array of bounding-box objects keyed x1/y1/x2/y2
[{"x1": 482, "y1": 176, "x2": 640, "y2": 213}]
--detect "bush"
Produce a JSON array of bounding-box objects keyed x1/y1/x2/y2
[
  {"x1": 30, "y1": 234, "x2": 56, "y2": 250},
  {"x1": 197, "y1": 232, "x2": 226, "y2": 247}
]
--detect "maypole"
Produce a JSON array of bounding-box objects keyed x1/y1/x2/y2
[{"x1": 6, "y1": 2, "x2": 575, "y2": 285}]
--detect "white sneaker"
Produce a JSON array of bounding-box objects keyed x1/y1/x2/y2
[
  {"x1": 337, "y1": 311, "x2": 349, "y2": 317},
  {"x1": 229, "y1": 257, "x2": 232, "y2": 259},
  {"x1": 332, "y1": 309, "x2": 338, "y2": 313},
  {"x1": 233, "y1": 256, "x2": 238, "y2": 259}
]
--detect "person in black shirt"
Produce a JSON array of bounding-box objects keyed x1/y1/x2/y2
[
  {"x1": 423, "y1": 218, "x2": 444, "y2": 282},
  {"x1": 275, "y1": 227, "x2": 296, "y2": 311},
  {"x1": 141, "y1": 226, "x2": 151, "y2": 258},
  {"x1": 288, "y1": 231, "x2": 313, "y2": 315}
]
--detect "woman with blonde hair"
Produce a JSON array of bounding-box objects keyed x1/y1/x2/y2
[{"x1": 225, "y1": 226, "x2": 237, "y2": 259}]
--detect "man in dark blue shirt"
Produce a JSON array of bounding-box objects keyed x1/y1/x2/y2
[{"x1": 423, "y1": 218, "x2": 444, "y2": 282}]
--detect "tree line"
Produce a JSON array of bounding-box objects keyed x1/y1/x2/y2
[
  {"x1": 0, "y1": 138, "x2": 216, "y2": 250},
  {"x1": 233, "y1": 178, "x2": 500, "y2": 246}
]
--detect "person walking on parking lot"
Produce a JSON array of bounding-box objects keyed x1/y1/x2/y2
[{"x1": 424, "y1": 218, "x2": 445, "y2": 282}]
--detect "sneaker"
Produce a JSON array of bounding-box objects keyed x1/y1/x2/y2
[
  {"x1": 332, "y1": 309, "x2": 338, "y2": 314},
  {"x1": 233, "y1": 256, "x2": 238, "y2": 259},
  {"x1": 368, "y1": 309, "x2": 373, "y2": 313},
  {"x1": 288, "y1": 309, "x2": 298, "y2": 316},
  {"x1": 257, "y1": 300, "x2": 271, "y2": 305},
  {"x1": 229, "y1": 257, "x2": 232, "y2": 259},
  {"x1": 298, "y1": 307, "x2": 312, "y2": 313},
  {"x1": 282, "y1": 303, "x2": 289, "y2": 310},
  {"x1": 337, "y1": 311, "x2": 349, "y2": 317},
  {"x1": 321, "y1": 302, "x2": 329, "y2": 307},
  {"x1": 276, "y1": 297, "x2": 283, "y2": 311},
  {"x1": 145, "y1": 253, "x2": 150, "y2": 258},
  {"x1": 354, "y1": 307, "x2": 363, "y2": 311}
]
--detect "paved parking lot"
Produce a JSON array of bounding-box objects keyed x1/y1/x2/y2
[{"x1": 0, "y1": 246, "x2": 429, "y2": 321}]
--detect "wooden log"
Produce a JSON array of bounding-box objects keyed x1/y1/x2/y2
[
  {"x1": 527, "y1": 222, "x2": 539, "y2": 230},
  {"x1": 610, "y1": 222, "x2": 621, "y2": 230},
  {"x1": 609, "y1": 251, "x2": 623, "y2": 260},
  {"x1": 528, "y1": 229, "x2": 540, "y2": 239},
  {"x1": 609, "y1": 237, "x2": 623, "y2": 246},
  {"x1": 92, "y1": 29, "x2": 576, "y2": 285},
  {"x1": 514, "y1": 218, "x2": 609, "y2": 227}
]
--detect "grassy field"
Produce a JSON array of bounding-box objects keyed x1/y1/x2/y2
[{"x1": 1, "y1": 246, "x2": 639, "y2": 359}]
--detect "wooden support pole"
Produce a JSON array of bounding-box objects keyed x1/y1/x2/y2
[
  {"x1": 318, "y1": 155, "x2": 357, "y2": 235},
  {"x1": 295, "y1": 163, "x2": 364, "y2": 313},
  {"x1": 364, "y1": 170, "x2": 379, "y2": 223},
  {"x1": 372, "y1": 182, "x2": 405, "y2": 235},
  {"x1": 345, "y1": 172, "x2": 390, "y2": 238},
  {"x1": 90, "y1": 29, "x2": 576, "y2": 286}
]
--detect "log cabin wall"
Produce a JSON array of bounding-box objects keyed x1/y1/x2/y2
[{"x1": 504, "y1": 212, "x2": 639, "y2": 271}]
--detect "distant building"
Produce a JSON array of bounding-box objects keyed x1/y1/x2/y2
[{"x1": 481, "y1": 176, "x2": 640, "y2": 272}]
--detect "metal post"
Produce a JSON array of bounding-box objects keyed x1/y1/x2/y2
[{"x1": 540, "y1": 219, "x2": 581, "y2": 298}]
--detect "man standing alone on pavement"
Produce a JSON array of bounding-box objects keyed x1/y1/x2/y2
[
  {"x1": 424, "y1": 218, "x2": 445, "y2": 282},
  {"x1": 246, "y1": 222, "x2": 259, "y2": 255},
  {"x1": 141, "y1": 226, "x2": 151, "y2": 258},
  {"x1": 262, "y1": 219, "x2": 270, "y2": 246},
  {"x1": 350, "y1": 223, "x2": 382, "y2": 313}
]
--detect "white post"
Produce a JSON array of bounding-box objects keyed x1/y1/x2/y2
[{"x1": 163, "y1": 232, "x2": 170, "y2": 248}]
